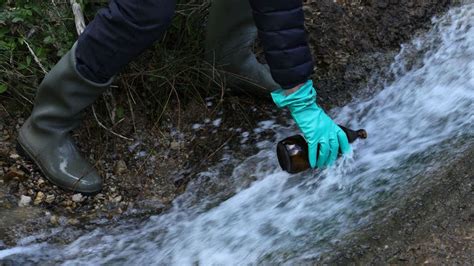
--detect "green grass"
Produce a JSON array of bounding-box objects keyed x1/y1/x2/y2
[
  {"x1": 0, "y1": 0, "x2": 76, "y2": 104},
  {"x1": 0, "y1": 0, "x2": 218, "y2": 117}
]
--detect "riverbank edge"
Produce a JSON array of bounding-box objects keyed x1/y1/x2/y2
[{"x1": 318, "y1": 147, "x2": 473, "y2": 264}]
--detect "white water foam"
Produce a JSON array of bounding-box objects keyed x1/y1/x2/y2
[{"x1": 1, "y1": 3, "x2": 473, "y2": 265}]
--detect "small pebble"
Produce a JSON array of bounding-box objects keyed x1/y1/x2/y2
[
  {"x1": 4, "y1": 167, "x2": 25, "y2": 180},
  {"x1": 72, "y1": 193, "x2": 83, "y2": 202},
  {"x1": 50, "y1": 215, "x2": 59, "y2": 225},
  {"x1": 45, "y1": 194, "x2": 55, "y2": 204},
  {"x1": 192, "y1": 124, "x2": 202, "y2": 130},
  {"x1": 18, "y1": 195, "x2": 32, "y2": 207},
  {"x1": 95, "y1": 193, "x2": 105, "y2": 200},
  {"x1": 114, "y1": 160, "x2": 128, "y2": 175},
  {"x1": 34, "y1": 192, "x2": 45, "y2": 205},
  {"x1": 68, "y1": 218, "x2": 80, "y2": 225},
  {"x1": 212, "y1": 118, "x2": 222, "y2": 127},
  {"x1": 170, "y1": 141, "x2": 180, "y2": 150}
]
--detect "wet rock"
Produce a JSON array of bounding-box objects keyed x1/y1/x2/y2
[
  {"x1": 18, "y1": 195, "x2": 32, "y2": 207},
  {"x1": 33, "y1": 192, "x2": 45, "y2": 205}
]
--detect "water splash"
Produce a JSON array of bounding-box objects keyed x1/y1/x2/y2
[{"x1": 1, "y1": 3, "x2": 473, "y2": 264}]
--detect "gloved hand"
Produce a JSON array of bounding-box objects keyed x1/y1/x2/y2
[{"x1": 271, "y1": 80, "x2": 351, "y2": 168}]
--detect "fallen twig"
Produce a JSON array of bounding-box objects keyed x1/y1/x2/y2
[
  {"x1": 92, "y1": 105, "x2": 134, "y2": 141},
  {"x1": 23, "y1": 40, "x2": 47, "y2": 74}
]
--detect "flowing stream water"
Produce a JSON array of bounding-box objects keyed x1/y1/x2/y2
[{"x1": 1, "y1": 3, "x2": 474, "y2": 265}]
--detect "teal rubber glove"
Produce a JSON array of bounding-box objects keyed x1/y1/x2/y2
[{"x1": 272, "y1": 80, "x2": 351, "y2": 168}]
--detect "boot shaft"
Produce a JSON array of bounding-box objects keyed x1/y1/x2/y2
[{"x1": 30, "y1": 43, "x2": 113, "y2": 137}]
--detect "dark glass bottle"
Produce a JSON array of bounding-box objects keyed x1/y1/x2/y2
[{"x1": 276, "y1": 126, "x2": 367, "y2": 173}]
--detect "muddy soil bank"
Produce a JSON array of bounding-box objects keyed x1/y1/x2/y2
[
  {"x1": 318, "y1": 147, "x2": 473, "y2": 264},
  {"x1": 0, "y1": 96, "x2": 281, "y2": 245},
  {"x1": 0, "y1": 0, "x2": 468, "y2": 263},
  {"x1": 305, "y1": 0, "x2": 452, "y2": 106}
]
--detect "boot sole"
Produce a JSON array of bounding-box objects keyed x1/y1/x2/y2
[{"x1": 16, "y1": 141, "x2": 101, "y2": 196}]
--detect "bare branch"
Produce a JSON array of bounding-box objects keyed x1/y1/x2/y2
[{"x1": 70, "y1": 0, "x2": 86, "y2": 35}]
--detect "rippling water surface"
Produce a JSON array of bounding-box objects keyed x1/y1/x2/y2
[{"x1": 1, "y1": 3, "x2": 473, "y2": 265}]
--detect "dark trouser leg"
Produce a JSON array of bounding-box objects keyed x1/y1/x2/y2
[{"x1": 76, "y1": 0, "x2": 177, "y2": 83}]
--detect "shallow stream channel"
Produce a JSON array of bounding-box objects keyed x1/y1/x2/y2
[{"x1": 1, "y1": 3, "x2": 474, "y2": 265}]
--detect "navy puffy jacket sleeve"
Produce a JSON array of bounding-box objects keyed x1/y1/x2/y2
[{"x1": 249, "y1": 0, "x2": 314, "y2": 90}]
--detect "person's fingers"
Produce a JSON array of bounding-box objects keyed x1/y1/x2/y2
[
  {"x1": 328, "y1": 134, "x2": 339, "y2": 166},
  {"x1": 337, "y1": 127, "x2": 351, "y2": 154},
  {"x1": 308, "y1": 142, "x2": 318, "y2": 168},
  {"x1": 316, "y1": 140, "x2": 330, "y2": 168}
]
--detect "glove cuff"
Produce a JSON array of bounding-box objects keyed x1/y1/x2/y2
[{"x1": 271, "y1": 80, "x2": 316, "y2": 112}]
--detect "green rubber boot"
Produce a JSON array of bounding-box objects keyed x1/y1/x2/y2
[
  {"x1": 17, "y1": 43, "x2": 113, "y2": 194},
  {"x1": 205, "y1": 0, "x2": 279, "y2": 95}
]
